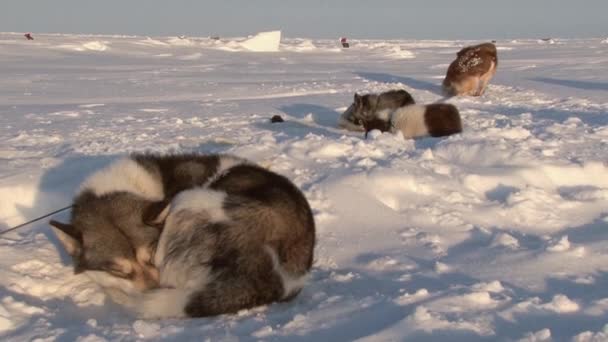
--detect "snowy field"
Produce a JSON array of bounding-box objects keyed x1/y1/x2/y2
[{"x1": 1, "y1": 32, "x2": 608, "y2": 341}]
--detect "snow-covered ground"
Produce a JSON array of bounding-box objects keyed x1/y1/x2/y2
[{"x1": 1, "y1": 32, "x2": 607, "y2": 341}]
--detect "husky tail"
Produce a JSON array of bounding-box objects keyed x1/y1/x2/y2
[
  {"x1": 181, "y1": 246, "x2": 308, "y2": 318},
  {"x1": 110, "y1": 279, "x2": 280, "y2": 319},
  {"x1": 109, "y1": 247, "x2": 309, "y2": 319}
]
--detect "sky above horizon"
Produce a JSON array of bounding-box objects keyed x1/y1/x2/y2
[{"x1": 2, "y1": 0, "x2": 606, "y2": 40}]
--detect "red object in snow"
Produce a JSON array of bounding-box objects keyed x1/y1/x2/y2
[
  {"x1": 340, "y1": 37, "x2": 349, "y2": 48},
  {"x1": 24, "y1": 33, "x2": 34, "y2": 40}
]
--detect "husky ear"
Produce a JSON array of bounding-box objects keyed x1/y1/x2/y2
[
  {"x1": 354, "y1": 93, "x2": 361, "y2": 105},
  {"x1": 143, "y1": 200, "x2": 171, "y2": 230},
  {"x1": 50, "y1": 220, "x2": 82, "y2": 256}
]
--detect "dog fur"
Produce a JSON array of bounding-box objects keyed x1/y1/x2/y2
[
  {"x1": 338, "y1": 89, "x2": 415, "y2": 131},
  {"x1": 442, "y1": 43, "x2": 498, "y2": 96},
  {"x1": 362, "y1": 104, "x2": 462, "y2": 139}
]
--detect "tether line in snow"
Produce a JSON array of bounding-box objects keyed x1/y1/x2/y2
[{"x1": 0, "y1": 205, "x2": 72, "y2": 236}]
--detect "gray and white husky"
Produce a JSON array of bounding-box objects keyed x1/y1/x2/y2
[
  {"x1": 338, "y1": 89, "x2": 415, "y2": 131},
  {"x1": 361, "y1": 103, "x2": 462, "y2": 139},
  {"x1": 51, "y1": 153, "x2": 315, "y2": 317}
]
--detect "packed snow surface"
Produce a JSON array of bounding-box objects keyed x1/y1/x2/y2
[{"x1": 0, "y1": 33, "x2": 607, "y2": 341}]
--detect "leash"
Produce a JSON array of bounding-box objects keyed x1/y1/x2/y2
[{"x1": 0, "y1": 205, "x2": 72, "y2": 236}]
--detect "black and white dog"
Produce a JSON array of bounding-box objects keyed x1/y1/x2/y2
[{"x1": 361, "y1": 103, "x2": 462, "y2": 139}]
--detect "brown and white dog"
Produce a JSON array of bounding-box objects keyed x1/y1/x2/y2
[
  {"x1": 442, "y1": 43, "x2": 498, "y2": 96},
  {"x1": 362, "y1": 103, "x2": 462, "y2": 139}
]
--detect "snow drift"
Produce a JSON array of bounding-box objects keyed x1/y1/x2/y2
[{"x1": 240, "y1": 30, "x2": 281, "y2": 52}]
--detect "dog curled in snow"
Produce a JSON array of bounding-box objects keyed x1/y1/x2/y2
[
  {"x1": 124, "y1": 162, "x2": 316, "y2": 318},
  {"x1": 50, "y1": 153, "x2": 315, "y2": 317},
  {"x1": 50, "y1": 153, "x2": 251, "y2": 292},
  {"x1": 361, "y1": 103, "x2": 462, "y2": 139},
  {"x1": 442, "y1": 42, "x2": 497, "y2": 96},
  {"x1": 338, "y1": 89, "x2": 415, "y2": 131}
]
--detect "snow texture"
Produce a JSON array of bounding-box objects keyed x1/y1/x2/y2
[{"x1": 0, "y1": 33, "x2": 608, "y2": 341}]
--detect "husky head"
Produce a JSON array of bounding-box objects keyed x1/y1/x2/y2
[
  {"x1": 352, "y1": 93, "x2": 380, "y2": 124},
  {"x1": 352, "y1": 90, "x2": 414, "y2": 125},
  {"x1": 50, "y1": 204, "x2": 163, "y2": 292}
]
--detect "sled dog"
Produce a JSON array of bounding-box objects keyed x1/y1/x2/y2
[
  {"x1": 443, "y1": 42, "x2": 498, "y2": 96},
  {"x1": 362, "y1": 103, "x2": 462, "y2": 139},
  {"x1": 339, "y1": 89, "x2": 415, "y2": 131},
  {"x1": 51, "y1": 154, "x2": 316, "y2": 317}
]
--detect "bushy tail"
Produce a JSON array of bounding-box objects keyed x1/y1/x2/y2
[
  {"x1": 265, "y1": 245, "x2": 309, "y2": 299},
  {"x1": 182, "y1": 247, "x2": 309, "y2": 317},
  {"x1": 105, "y1": 246, "x2": 310, "y2": 318}
]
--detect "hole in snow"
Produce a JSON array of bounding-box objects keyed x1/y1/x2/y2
[{"x1": 485, "y1": 184, "x2": 520, "y2": 203}]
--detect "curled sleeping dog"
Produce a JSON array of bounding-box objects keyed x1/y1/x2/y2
[
  {"x1": 361, "y1": 103, "x2": 462, "y2": 139},
  {"x1": 51, "y1": 154, "x2": 315, "y2": 317},
  {"x1": 339, "y1": 89, "x2": 415, "y2": 131}
]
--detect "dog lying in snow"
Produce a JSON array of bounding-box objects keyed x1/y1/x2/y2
[
  {"x1": 442, "y1": 42, "x2": 497, "y2": 96},
  {"x1": 339, "y1": 89, "x2": 415, "y2": 131},
  {"x1": 51, "y1": 153, "x2": 315, "y2": 317},
  {"x1": 361, "y1": 103, "x2": 462, "y2": 139}
]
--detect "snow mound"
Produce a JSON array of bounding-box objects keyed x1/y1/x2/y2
[
  {"x1": 573, "y1": 325, "x2": 608, "y2": 342},
  {"x1": 518, "y1": 329, "x2": 551, "y2": 342},
  {"x1": 134, "y1": 37, "x2": 169, "y2": 47},
  {"x1": 287, "y1": 39, "x2": 318, "y2": 52},
  {"x1": 240, "y1": 30, "x2": 281, "y2": 52},
  {"x1": 178, "y1": 52, "x2": 202, "y2": 61},
  {"x1": 405, "y1": 306, "x2": 494, "y2": 336},
  {"x1": 546, "y1": 235, "x2": 570, "y2": 252},
  {"x1": 167, "y1": 36, "x2": 198, "y2": 47},
  {"x1": 356, "y1": 41, "x2": 416, "y2": 59},
  {"x1": 386, "y1": 46, "x2": 416, "y2": 59},
  {"x1": 538, "y1": 39, "x2": 556, "y2": 45},
  {"x1": 0, "y1": 183, "x2": 68, "y2": 228},
  {"x1": 57, "y1": 41, "x2": 109, "y2": 52},
  {"x1": 82, "y1": 41, "x2": 108, "y2": 51}
]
